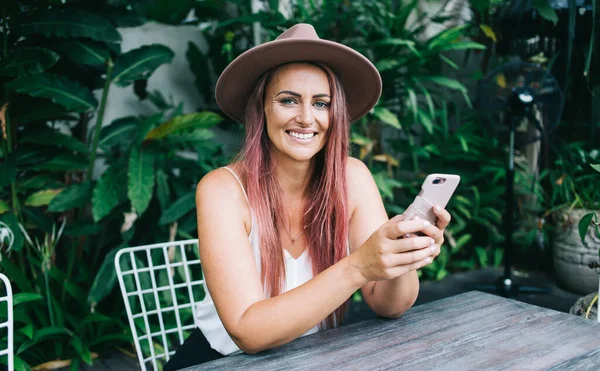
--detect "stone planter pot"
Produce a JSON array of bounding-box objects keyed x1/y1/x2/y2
[{"x1": 553, "y1": 208, "x2": 600, "y2": 294}]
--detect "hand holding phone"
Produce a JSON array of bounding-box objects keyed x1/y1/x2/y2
[{"x1": 403, "y1": 174, "x2": 460, "y2": 227}]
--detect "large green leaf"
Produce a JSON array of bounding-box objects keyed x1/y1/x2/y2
[
  {"x1": 112, "y1": 44, "x2": 175, "y2": 87},
  {"x1": 48, "y1": 181, "x2": 94, "y2": 212},
  {"x1": 128, "y1": 148, "x2": 155, "y2": 215},
  {"x1": 0, "y1": 47, "x2": 60, "y2": 76},
  {"x1": 0, "y1": 200, "x2": 9, "y2": 214},
  {"x1": 146, "y1": 112, "x2": 222, "y2": 140},
  {"x1": 36, "y1": 153, "x2": 88, "y2": 171},
  {"x1": 533, "y1": 0, "x2": 559, "y2": 25},
  {"x1": 372, "y1": 38, "x2": 421, "y2": 57},
  {"x1": 417, "y1": 76, "x2": 468, "y2": 92},
  {"x1": 99, "y1": 116, "x2": 141, "y2": 151},
  {"x1": 417, "y1": 109, "x2": 434, "y2": 134},
  {"x1": 53, "y1": 40, "x2": 110, "y2": 67},
  {"x1": 92, "y1": 165, "x2": 128, "y2": 221},
  {"x1": 427, "y1": 25, "x2": 471, "y2": 49},
  {"x1": 372, "y1": 107, "x2": 401, "y2": 129},
  {"x1": 158, "y1": 191, "x2": 196, "y2": 225},
  {"x1": 437, "y1": 42, "x2": 486, "y2": 52},
  {"x1": 578, "y1": 212, "x2": 597, "y2": 243},
  {"x1": 156, "y1": 169, "x2": 171, "y2": 211},
  {"x1": 88, "y1": 247, "x2": 120, "y2": 307},
  {"x1": 471, "y1": 0, "x2": 491, "y2": 13},
  {"x1": 146, "y1": 0, "x2": 196, "y2": 24},
  {"x1": 19, "y1": 174, "x2": 62, "y2": 190},
  {"x1": 591, "y1": 164, "x2": 600, "y2": 173},
  {"x1": 5, "y1": 74, "x2": 98, "y2": 112},
  {"x1": 9, "y1": 97, "x2": 69, "y2": 125},
  {"x1": 375, "y1": 58, "x2": 400, "y2": 72},
  {"x1": 24, "y1": 189, "x2": 63, "y2": 207},
  {"x1": 71, "y1": 336, "x2": 93, "y2": 365},
  {"x1": 17, "y1": 9, "x2": 121, "y2": 43},
  {"x1": 13, "y1": 293, "x2": 44, "y2": 307},
  {"x1": 17, "y1": 326, "x2": 71, "y2": 354},
  {"x1": 135, "y1": 113, "x2": 163, "y2": 146},
  {"x1": 160, "y1": 129, "x2": 215, "y2": 147},
  {"x1": 21, "y1": 131, "x2": 88, "y2": 154}
]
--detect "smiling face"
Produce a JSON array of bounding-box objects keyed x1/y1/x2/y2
[{"x1": 263, "y1": 62, "x2": 331, "y2": 164}]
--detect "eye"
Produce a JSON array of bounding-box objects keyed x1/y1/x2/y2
[
  {"x1": 280, "y1": 98, "x2": 296, "y2": 105},
  {"x1": 314, "y1": 101, "x2": 330, "y2": 109}
]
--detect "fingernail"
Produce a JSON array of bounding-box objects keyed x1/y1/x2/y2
[
  {"x1": 435, "y1": 205, "x2": 441, "y2": 211},
  {"x1": 414, "y1": 216, "x2": 421, "y2": 220},
  {"x1": 405, "y1": 233, "x2": 412, "y2": 238},
  {"x1": 425, "y1": 257, "x2": 432, "y2": 263},
  {"x1": 430, "y1": 245, "x2": 436, "y2": 253},
  {"x1": 430, "y1": 238, "x2": 435, "y2": 245},
  {"x1": 423, "y1": 221, "x2": 430, "y2": 227}
]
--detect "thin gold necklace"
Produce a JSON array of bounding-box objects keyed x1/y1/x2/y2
[{"x1": 284, "y1": 196, "x2": 307, "y2": 244}]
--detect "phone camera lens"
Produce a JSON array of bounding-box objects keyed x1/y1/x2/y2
[{"x1": 433, "y1": 179, "x2": 441, "y2": 184}]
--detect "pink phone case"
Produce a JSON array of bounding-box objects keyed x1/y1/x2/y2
[{"x1": 403, "y1": 174, "x2": 461, "y2": 226}]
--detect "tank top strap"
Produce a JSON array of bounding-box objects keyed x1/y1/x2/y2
[{"x1": 222, "y1": 166, "x2": 250, "y2": 207}]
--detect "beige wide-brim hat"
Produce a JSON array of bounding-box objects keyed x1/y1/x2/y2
[{"x1": 215, "y1": 23, "x2": 382, "y2": 123}]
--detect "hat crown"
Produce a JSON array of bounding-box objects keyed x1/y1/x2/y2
[{"x1": 275, "y1": 23, "x2": 320, "y2": 41}]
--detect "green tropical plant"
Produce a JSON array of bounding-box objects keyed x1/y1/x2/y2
[
  {"x1": 0, "y1": 0, "x2": 225, "y2": 368},
  {"x1": 578, "y1": 163, "x2": 600, "y2": 244}
]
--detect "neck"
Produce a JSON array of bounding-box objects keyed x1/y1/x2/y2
[{"x1": 272, "y1": 156, "x2": 314, "y2": 202}]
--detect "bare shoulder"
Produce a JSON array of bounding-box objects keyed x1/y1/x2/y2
[
  {"x1": 196, "y1": 166, "x2": 252, "y2": 234},
  {"x1": 196, "y1": 167, "x2": 236, "y2": 201},
  {"x1": 346, "y1": 156, "x2": 372, "y2": 181},
  {"x1": 346, "y1": 156, "x2": 377, "y2": 216},
  {"x1": 346, "y1": 156, "x2": 375, "y2": 193}
]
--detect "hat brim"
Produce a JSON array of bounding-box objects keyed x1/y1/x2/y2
[{"x1": 215, "y1": 38, "x2": 382, "y2": 123}]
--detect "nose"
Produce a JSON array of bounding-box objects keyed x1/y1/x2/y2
[{"x1": 295, "y1": 104, "x2": 315, "y2": 126}]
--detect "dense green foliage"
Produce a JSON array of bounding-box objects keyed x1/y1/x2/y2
[{"x1": 0, "y1": 0, "x2": 598, "y2": 368}]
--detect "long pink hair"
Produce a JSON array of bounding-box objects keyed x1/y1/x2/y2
[{"x1": 233, "y1": 62, "x2": 350, "y2": 329}]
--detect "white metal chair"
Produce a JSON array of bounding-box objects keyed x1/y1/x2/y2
[
  {"x1": 0, "y1": 273, "x2": 13, "y2": 371},
  {"x1": 115, "y1": 239, "x2": 205, "y2": 371}
]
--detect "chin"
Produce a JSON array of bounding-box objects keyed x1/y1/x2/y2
[{"x1": 287, "y1": 151, "x2": 318, "y2": 163}]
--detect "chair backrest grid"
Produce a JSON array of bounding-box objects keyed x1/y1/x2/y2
[
  {"x1": 130, "y1": 250, "x2": 158, "y2": 371},
  {"x1": 0, "y1": 273, "x2": 13, "y2": 371},
  {"x1": 144, "y1": 248, "x2": 170, "y2": 362},
  {"x1": 161, "y1": 246, "x2": 185, "y2": 348},
  {"x1": 179, "y1": 242, "x2": 197, "y2": 319},
  {"x1": 115, "y1": 239, "x2": 203, "y2": 371}
]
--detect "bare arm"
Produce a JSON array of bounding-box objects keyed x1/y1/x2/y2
[
  {"x1": 196, "y1": 169, "x2": 365, "y2": 354},
  {"x1": 347, "y1": 158, "x2": 449, "y2": 318}
]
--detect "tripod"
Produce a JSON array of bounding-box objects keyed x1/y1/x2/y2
[{"x1": 474, "y1": 87, "x2": 551, "y2": 298}]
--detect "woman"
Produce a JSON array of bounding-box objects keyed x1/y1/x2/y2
[{"x1": 164, "y1": 23, "x2": 451, "y2": 370}]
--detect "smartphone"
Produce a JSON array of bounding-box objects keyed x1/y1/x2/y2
[{"x1": 403, "y1": 174, "x2": 461, "y2": 227}]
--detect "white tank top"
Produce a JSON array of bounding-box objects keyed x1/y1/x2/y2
[{"x1": 194, "y1": 167, "x2": 319, "y2": 355}]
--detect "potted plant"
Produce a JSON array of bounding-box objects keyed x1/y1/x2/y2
[
  {"x1": 569, "y1": 163, "x2": 600, "y2": 321},
  {"x1": 545, "y1": 147, "x2": 600, "y2": 294}
]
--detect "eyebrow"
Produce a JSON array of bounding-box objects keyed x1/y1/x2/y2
[{"x1": 275, "y1": 90, "x2": 330, "y2": 99}]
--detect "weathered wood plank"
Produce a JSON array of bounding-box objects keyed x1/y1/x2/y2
[{"x1": 183, "y1": 291, "x2": 600, "y2": 371}]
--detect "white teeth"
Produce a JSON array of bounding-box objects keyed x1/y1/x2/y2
[{"x1": 288, "y1": 131, "x2": 315, "y2": 140}]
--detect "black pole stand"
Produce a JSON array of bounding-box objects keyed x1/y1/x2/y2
[{"x1": 472, "y1": 105, "x2": 552, "y2": 298}]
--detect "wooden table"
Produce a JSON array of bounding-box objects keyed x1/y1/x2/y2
[{"x1": 184, "y1": 291, "x2": 600, "y2": 370}]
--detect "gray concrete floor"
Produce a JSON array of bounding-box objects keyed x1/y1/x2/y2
[{"x1": 79, "y1": 268, "x2": 587, "y2": 370}]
